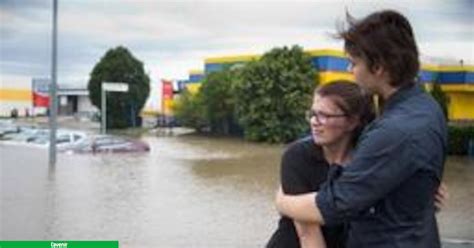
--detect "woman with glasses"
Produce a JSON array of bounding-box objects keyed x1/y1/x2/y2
[
  {"x1": 266, "y1": 80, "x2": 375, "y2": 248},
  {"x1": 267, "y1": 80, "x2": 448, "y2": 248}
]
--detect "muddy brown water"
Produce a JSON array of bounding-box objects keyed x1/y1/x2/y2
[{"x1": 1, "y1": 133, "x2": 473, "y2": 247}]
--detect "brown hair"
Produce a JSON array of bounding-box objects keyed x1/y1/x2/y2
[
  {"x1": 315, "y1": 80, "x2": 375, "y2": 144},
  {"x1": 338, "y1": 10, "x2": 419, "y2": 87}
]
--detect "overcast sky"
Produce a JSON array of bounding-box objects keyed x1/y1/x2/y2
[{"x1": 1, "y1": 0, "x2": 473, "y2": 87}]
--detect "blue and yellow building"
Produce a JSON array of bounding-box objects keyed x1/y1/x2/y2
[
  {"x1": 201, "y1": 49, "x2": 354, "y2": 84},
  {"x1": 185, "y1": 69, "x2": 205, "y2": 94},
  {"x1": 419, "y1": 65, "x2": 474, "y2": 120},
  {"x1": 183, "y1": 48, "x2": 473, "y2": 121}
]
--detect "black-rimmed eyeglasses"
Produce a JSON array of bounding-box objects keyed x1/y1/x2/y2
[{"x1": 305, "y1": 110, "x2": 347, "y2": 125}]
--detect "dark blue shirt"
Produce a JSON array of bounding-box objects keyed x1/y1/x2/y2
[{"x1": 316, "y1": 83, "x2": 447, "y2": 247}]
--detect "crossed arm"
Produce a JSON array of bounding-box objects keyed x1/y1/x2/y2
[
  {"x1": 294, "y1": 221, "x2": 327, "y2": 248},
  {"x1": 276, "y1": 183, "x2": 449, "y2": 224},
  {"x1": 276, "y1": 187, "x2": 324, "y2": 224}
]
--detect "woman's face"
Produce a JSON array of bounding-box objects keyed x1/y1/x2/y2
[{"x1": 309, "y1": 95, "x2": 356, "y2": 146}]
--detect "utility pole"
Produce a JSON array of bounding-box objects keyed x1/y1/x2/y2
[{"x1": 49, "y1": 0, "x2": 58, "y2": 168}]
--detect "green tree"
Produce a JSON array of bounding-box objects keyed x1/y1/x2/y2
[
  {"x1": 235, "y1": 45, "x2": 317, "y2": 143},
  {"x1": 173, "y1": 90, "x2": 208, "y2": 132},
  {"x1": 200, "y1": 68, "x2": 240, "y2": 134},
  {"x1": 430, "y1": 83, "x2": 449, "y2": 119},
  {"x1": 88, "y1": 46, "x2": 150, "y2": 128}
]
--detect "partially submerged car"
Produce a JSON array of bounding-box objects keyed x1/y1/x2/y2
[
  {"x1": 0, "y1": 120, "x2": 19, "y2": 138},
  {"x1": 25, "y1": 130, "x2": 87, "y2": 151},
  {"x1": 68, "y1": 135, "x2": 150, "y2": 154},
  {"x1": 3, "y1": 127, "x2": 48, "y2": 142}
]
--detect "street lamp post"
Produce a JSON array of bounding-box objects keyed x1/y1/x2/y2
[
  {"x1": 101, "y1": 82, "x2": 129, "y2": 134},
  {"x1": 49, "y1": 0, "x2": 58, "y2": 168}
]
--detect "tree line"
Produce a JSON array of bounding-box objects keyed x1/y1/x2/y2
[
  {"x1": 86, "y1": 45, "x2": 453, "y2": 146},
  {"x1": 174, "y1": 45, "x2": 317, "y2": 143}
]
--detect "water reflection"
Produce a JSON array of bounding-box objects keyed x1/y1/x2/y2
[{"x1": 1, "y1": 134, "x2": 473, "y2": 247}]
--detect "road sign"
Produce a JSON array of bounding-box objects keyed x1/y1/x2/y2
[
  {"x1": 101, "y1": 82, "x2": 129, "y2": 134},
  {"x1": 102, "y1": 82, "x2": 129, "y2": 92}
]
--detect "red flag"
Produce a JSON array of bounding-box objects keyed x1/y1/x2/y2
[
  {"x1": 32, "y1": 92, "x2": 49, "y2": 107},
  {"x1": 32, "y1": 78, "x2": 50, "y2": 107},
  {"x1": 162, "y1": 80, "x2": 173, "y2": 100}
]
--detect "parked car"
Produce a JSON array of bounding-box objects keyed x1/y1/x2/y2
[
  {"x1": 68, "y1": 135, "x2": 150, "y2": 154},
  {"x1": 26, "y1": 130, "x2": 87, "y2": 151},
  {"x1": 0, "y1": 120, "x2": 19, "y2": 138},
  {"x1": 2, "y1": 126, "x2": 47, "y2": 142}
]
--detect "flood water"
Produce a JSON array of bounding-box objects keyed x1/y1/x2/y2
[{"x1": 1, "y1": 132, "x2": 473, "y2": 247}]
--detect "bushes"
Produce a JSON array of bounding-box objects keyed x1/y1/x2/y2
[
  {"x1": 200, "y1": 69, "x2": 241, "y2": 135},
  {"x1": 234, "y1": 45, "x2": 316, "y2": 143},
  {"x1": 430, "y1": 83, "x2": 449, "y2": 119},
  {"x1": 175, "y1": 45, "x2": 316, "y2": 143},
  {"x1": 173, "y1": 90, "x2": 208, "y2": 132},
  {"x1": 448, "y1": 125, "x2": 474, "y2": 155}
]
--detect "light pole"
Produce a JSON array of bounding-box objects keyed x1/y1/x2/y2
[
  {"x1": 101, "y1": 82, "x2": 129, "y2": 134},
  {"x1": 49, "y1": 0, "x2": 58, "y2": 168}
]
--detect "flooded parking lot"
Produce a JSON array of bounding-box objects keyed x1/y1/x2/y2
[{"x1": 1, "y1": 132, "x2": 473, "y2": 247}]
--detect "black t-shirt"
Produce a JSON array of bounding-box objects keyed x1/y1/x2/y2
[{"x1": 266, "y1": 136, "x2": 346, "y2": 248}]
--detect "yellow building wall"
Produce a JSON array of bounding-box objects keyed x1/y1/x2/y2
[
  {"x1": 441, "y1": 84, "x2": 474, "y2": 93},
  {"x1": 0, "y1": 88, "x2": 32, "y2": 101},
  {"x1": 189, "y1": 69, "x2": 204, "y2": 75},
  {"x1": 205, "y1": 54, "x2": 260, "y2": 64},
  {"x1": 185, "y1": 83, "x2": 202, "y2": 94},
  {"x1": 318, "y1": 71, "x2": 354, "y2": 85},
  {"x1": 445, "y1": 91, "x2": 474, "y2": 120},
  {"x1": 422, "y1": 64, "x2": 474, "y2": 72},
  {"x1": 0, "y1": 88, "x2": 32, "y2": 117},
  {"x1": 142, "y1": 100, "x2": 175, "y2": 117},
  {"x1": 163, "y1": 98, "x2": 174, "y2": 115},
  {"x1": 425, "y1": 84, "x2": 474, "y2": 121}
]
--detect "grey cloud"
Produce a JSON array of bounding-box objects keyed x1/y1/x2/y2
[
  {"x1": 0, "y1": 0, "x2": 50, "y2": 24},
  {"x1": 0, "y1": 0, "x2": 49, "y2": 11},
  {"x1": 1, "y1": 0, "x2": 473, "y2": 84}
]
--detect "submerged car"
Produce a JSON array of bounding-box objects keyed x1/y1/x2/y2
[
  {"x1": 0, "y1": 120, "x2": 19, "y2": 138},
  {"x1": 2, "y1": 126, "x2": 47, "y2": 142},
  {"x1": 26, "y1": 130, "x2": 87, "y2": 151},
  {"x1": 69, "y1": 135, "x2": 150, "y2": 154}
]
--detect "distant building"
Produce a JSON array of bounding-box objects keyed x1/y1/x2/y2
[
  {"x1": 192, "y1": 48, "x2": 474, "y2": 121},
  {"x1": 0, "y1": 78, "x2": 32, "y2": 117},
  {"x1": 185, "y1": 69, "x2": 205, "y2": 94},
  {"x1": 0, "y1": 78, "x2": 97, "y2": 117},
  {"x1": 56, "y1": 85, "x2": 96, "y2": 116},
  {"x1": 419, "y1": 64, "x2": 474, "y2": 120}
]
